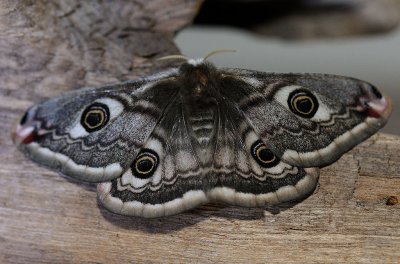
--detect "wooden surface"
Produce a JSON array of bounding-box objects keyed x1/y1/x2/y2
[
  {"x1": 1, "y1": 129, "x2": 400, "y2": 263},
  {"x1": 1, "y1": 1, "x2": 400, "y2": 263},
  {"x1": 0, "y1": 0, "x2": 202, "y2": 102}
]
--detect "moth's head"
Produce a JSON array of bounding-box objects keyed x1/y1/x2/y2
[
  {"x1": 176, "y1": 59, "x2": 224, "y2": 102},
  {"x1": 159, "y1": 50, "x2": 235, "y2": 97},
  {"x1": 179, "y1": 59, "x2": 217, "y2": 83}
]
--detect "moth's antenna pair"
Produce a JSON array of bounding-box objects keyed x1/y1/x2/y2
[{"x1": 157, "y1": 49, "x2": 236, "y2": 62}]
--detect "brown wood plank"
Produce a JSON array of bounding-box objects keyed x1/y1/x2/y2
[
  {"x1": 1, "y1": 107, "x2": 399, "y2": 263},
  {"x1": 1, "y1": 1, "x2": 399, "y2": 263}
]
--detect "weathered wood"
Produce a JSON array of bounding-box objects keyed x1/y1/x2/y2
[
  {"x1": 0, "y1": 1, "x2": 399, "y2": 263},
  {"x1": 0, "y1": 0, "x2": 202, "y2": 101},
  {"x1": 1, "y1": 122, "x2": 400, "y2": 263}
]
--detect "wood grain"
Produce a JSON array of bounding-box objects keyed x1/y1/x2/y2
[
  {"x1": 1, "y1": 1, "x2": 399, "y2": 263},
  {"x1": 1, "y1": 119, "x2": 400, "y2": 263},
  {"x1": 0, "y1": 0, "x2": 202, "y2": 101}
]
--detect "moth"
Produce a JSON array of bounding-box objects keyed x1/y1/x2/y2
[{"x1": 13, "y1": 55, "x2": 392, "y2": 218}]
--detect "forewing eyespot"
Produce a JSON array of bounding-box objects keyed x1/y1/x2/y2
[
  {"x1": 81, "y1": 102, "x2": 110, "y2": 132},
  {"x1": 251, "y1": 140, "x2": 280, "y2": 168},
  {"x1": 131, "y1": 149, "x2": 159, "y2": 179},
  {"x1": 288, "y1": 89, "x2": 319, "y2": 118}
]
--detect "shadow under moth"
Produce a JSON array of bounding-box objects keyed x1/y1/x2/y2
[{"x1": 13, "y1": 55, "x2": 392, "y2": 218}]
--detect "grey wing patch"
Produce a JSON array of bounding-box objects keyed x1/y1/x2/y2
[
  {"x1": 97, "y1": 98, "x2": 208, "y2": 218},
  {"x1": 220, "y1": 69, "x2": 392, "y2": 167},
  {"x1": 14, "y1": 71, "x2": 180, "y2": 182},
  {"x1": 207, "y1": 101, "x2": 320, "y2": 207}
]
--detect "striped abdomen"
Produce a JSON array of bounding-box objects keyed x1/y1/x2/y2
[{"x1": 188, "y1": 108, "x2": 216, "y2": 146}]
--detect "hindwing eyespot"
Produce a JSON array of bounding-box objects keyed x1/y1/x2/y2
[
  {"x1": 251, "y1": 140, "x2": 280, "y2": 168},
  {"x1": 131, "y1": 149, "x2": 159, "y2": 179}
]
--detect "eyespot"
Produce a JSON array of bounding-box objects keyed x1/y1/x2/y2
[
  {"x1": 288, "y1": 89, "x2": 319, "y2": 118},
  {"x1": 80, "y1": 102, "x2": 110, "y2": 132},
  {"x1": 251, "y1": 140, "x2": 280, "y2": 168},
  {"x1": 131, "y1": 149, "x2": 159, "y2": 179}
]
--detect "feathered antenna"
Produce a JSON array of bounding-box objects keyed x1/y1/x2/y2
[
  {"x1": 156, "y1": 54, "x2": 188, "y2": 62},
  {"x1": 204, "y1": 49, "x2": 236, "y2": 60},
  {"x1": 156, "y1": 49, "x2": 236, "y2": 63}
]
